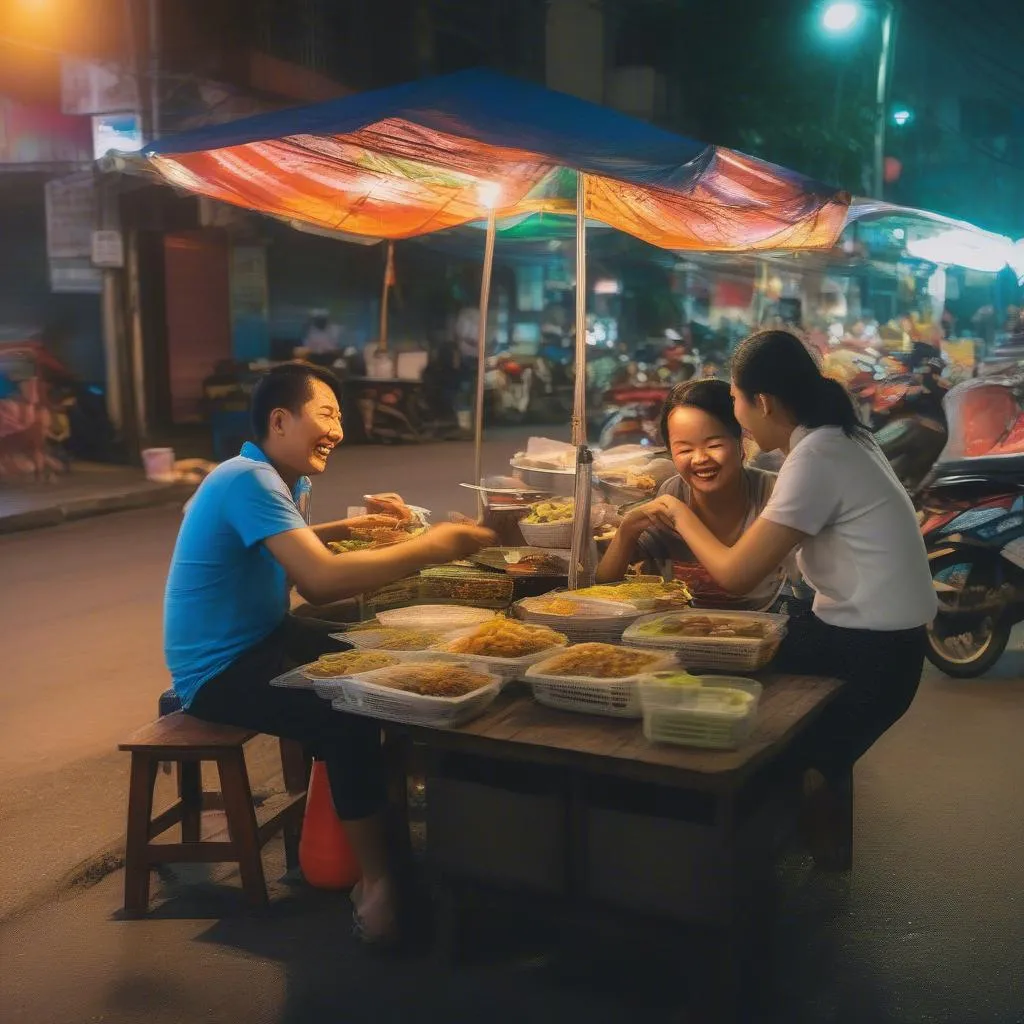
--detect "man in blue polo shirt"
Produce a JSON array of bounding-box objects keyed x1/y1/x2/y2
[{"x1": 164, "y1": 362, "x2": 494, "y2": 943}]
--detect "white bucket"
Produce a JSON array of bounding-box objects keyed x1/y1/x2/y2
[{"x1": 142, "y1": 447, "x2": 176, "y2": 482}]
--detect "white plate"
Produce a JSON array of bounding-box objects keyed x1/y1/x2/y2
[{"x1": 376, "y1": 605, "x2": 498, "y2": 631}]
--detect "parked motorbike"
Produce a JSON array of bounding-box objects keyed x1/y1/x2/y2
[
  {"x1": 919, "y1": 463, "x2": 1024, "y2": 676},
  {"x1": 873, "y1": 376, "x2": 949, "y2": 493},
  {"x1": 597, "y1": 382, "x2": 671, "y2": 449},
  {"x1": 485, "y1": 353, "x2": 534, "y2": 421},
  {"x1": 916, "y1": 376, "x2": 1024, "y2": 677}
]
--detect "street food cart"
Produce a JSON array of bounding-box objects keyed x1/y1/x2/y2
[{"x1": 141, "y1": 69, "x2": 859, "y2": 1020}]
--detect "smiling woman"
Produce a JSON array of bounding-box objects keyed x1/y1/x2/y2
[{"x1": 596, "y1": 379, "x2": 786, "y2": 609}]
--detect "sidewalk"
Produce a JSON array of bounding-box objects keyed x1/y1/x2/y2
[{"x1": 0, "y1": 462, "x2": 196, "y2": 534}]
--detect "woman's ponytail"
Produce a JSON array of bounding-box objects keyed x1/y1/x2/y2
[
  {"x1": 810, "y1": 376, "x2": 864, "y2": 437},
  {"x1": 732, "y1": 329, "x2": 868, "y2": 439}
]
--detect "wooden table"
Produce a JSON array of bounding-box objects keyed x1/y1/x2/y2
[{"x1": 390, "y1": 672, "x2": 845, "y2": 1023}]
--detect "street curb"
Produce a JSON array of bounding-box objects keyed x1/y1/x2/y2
[
  {"x1": 0, "y1": 779, "x2": 288, "y2": 925},
  {"x1": 0, "y1": 482, "x2": 196, "y2": 535}
]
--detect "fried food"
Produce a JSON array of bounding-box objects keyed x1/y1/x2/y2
[
  {"x1": 523, "y1": 499, "x2": 574, "y2": 524},
  {"x1": 365, "y1": 493, "x2": 414, "y2": 523},
  {"x1": 574, "y1": 580, "x2": 693, "y2": 607},
  {"x1": 530, "y1": 597, "x2": 585, "y2": 616},
  {"x1": 368, "y1": 629, "x2": 445, "y2": 651},
  {"x1": 601, "y1": 469, "x2": 657, "y2": 491},
  {"x1": 536, "y1": 643, "x2": 664, "y2": 679},
  {"x1": 370, "y1": 663, "x2": 492, "y2": 697},
  {"x1": 505, "y1": 552, "x2": 567, "y2": 576},
  {"x1": 643, "y1": 615, "x2": 769, "y2": 639},
  {"x1": 349, "y1": 525, "x2": 426, "y2": 546},
  {"x1": 443, "y1": 618, "x2": 566, "y2": 658},
  {"x1": 303, "y1": 651, "x2": 400, "y2": 677}
]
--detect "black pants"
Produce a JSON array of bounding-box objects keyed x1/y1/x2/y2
[
  {"x1": 773, "y1": 611, "x2": 927, "y2": 779},
  {"x1": 188, "y1": 616, "x2": 386, "y2": 820}
]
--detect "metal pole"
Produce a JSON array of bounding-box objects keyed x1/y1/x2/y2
[
  {"x1": 379, "y1": 240, "x2": 394, "y2": 352},
  {"x1": 572, "y1": 171, "x2": 587, "y2": 446},
  {"x1": 473, "y1": 208, "x2": 497, "y2": 519},
  {"x1": 148, "y1": 0, "x2": 161, "y2": 140},
  {"x1": 873, "y1": 2, "x2": 897, "y2": 199}
]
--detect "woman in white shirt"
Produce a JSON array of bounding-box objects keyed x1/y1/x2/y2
[{"x1": 645, "y1": 330, "x2": 937, "y2": 849}]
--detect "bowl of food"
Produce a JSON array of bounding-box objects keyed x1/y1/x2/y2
[
  {"x1": 518, "y1": 498, "x2": 576, "y2": 548},
  {"x1": 514, "y1": 592, "x2": 642, "y2": 642}
]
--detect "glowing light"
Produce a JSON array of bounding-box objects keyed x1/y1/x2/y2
[
  {"x1": 906, "y1": 229, "x2": 1015, "y2": 275},
  {"x1": 892, "y1": 227, "x2": 905, "y2": 241},
  {"x1": 476, "y1": 182, "x2": 501, "y2": 209},
  {"x1": 892, "y1": 107, "x2": 913, "y2": 127},
  {"x1": 822, "y1": 1, "x2": 861, "y2": 33}
]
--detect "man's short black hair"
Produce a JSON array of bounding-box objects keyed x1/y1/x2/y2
[{"x1": 250, "y1": 362, "x2": 343, "y2": 441}]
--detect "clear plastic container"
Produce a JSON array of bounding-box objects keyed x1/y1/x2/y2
[
  {"x1": 623, "y1": 609, "x2": 788, "y2": 672},
  {"x1": 638, "y1": 672, "x2": 763, "y2": 750},
  {"x1": 331, "y1": 664, "x2": 502, "y2": 728}
]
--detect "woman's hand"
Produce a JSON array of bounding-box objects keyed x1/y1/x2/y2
[
  {"x1": 618, "y1": 502, "x2": 664, "y2": 540},
  {"x1": 639, "y1": 494, "x2": 692, "y2": 535}
]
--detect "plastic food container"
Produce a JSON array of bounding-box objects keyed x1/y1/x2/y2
[
  {"x1": 300, "y1": 650, "x2": 475, "y2": 699},
  {"x1": 430, "y1": 627, "x2": 568, "y2": 683},
  {"x1": 524, "y1": 648, "x2": 678, "y2": 719},
  {"x1": 638, "y1": 673, "x2": 763, "y2": 750},
  {"x1": 329, "y1": 627, "x2": 460, "y2": 652},
  {"x1": 622, "y1": 609, "x2": 788, "y2": 672},
  {"x1": 330, "y1": 664, "x2": 502, "y2": 728}
]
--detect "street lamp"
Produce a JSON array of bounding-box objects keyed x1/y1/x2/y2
[
  {"x1": 820, "y1": 0, "x2": 899, "y2": 200},
  {"x1": 821, "y1": 2, "x2": 861, "y2": 32}
]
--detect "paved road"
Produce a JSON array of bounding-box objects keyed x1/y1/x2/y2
[
  {"x1": 0, "y1": 428, "x2": 550, "y2": 920},
  {"x1": 2, "y1": 426, "x2": 1024, "y2": 1020}
]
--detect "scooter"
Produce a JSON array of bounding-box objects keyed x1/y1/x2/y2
[
  {"x1": 871, "y1": 362, "x2": 951, "y2": 493},
  {"x1": 597, "y1": 382, "x2": 671, "y2": 449},
  {"x1": 918, "y1": 460, "x2": 1024, "y2": 677}
]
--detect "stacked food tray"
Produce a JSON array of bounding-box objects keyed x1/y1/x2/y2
[
  {"x1": 330, "y1": 663, "x2": 502, "y2": 729},
  {"x1": 512, "y1": 592, "x2": 643, "y2": 644},
  {"x1": 524, "y1": 644, "x2": 678, "y2": 719},
  {"x1": 359, "y1": 575, "x2": 421, "y2": 616},
  {"x1": 623, "y1": 609, "x2": 788, "y2": 673},
  {"x1": 418, "y1": 565, "x2": 514, "y2": 608},
  {"x1": 638, "y1": 672, "x2": 763, "y2": 750}
]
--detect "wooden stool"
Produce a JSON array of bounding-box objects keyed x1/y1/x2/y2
[{"x1": 119, "y1": 712, "x2": 310, "y2": 916}]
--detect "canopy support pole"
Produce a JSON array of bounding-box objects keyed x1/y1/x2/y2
[
  {"x1": 571, "y1": 172, "x2": 587, "y2": 446},
  {"x1": 378, "y1": 240, "x2": 394, "y2": 352},
  {"x1": 473, "y1": 207, "x2": 497, "y2": 519}
]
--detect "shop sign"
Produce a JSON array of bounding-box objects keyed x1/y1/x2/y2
[
  {"x1": 45, "y1": 174, "x2": 97, "y2": 260},
  {"x1": 61, "y1": 56, "x2": 140, "y2": 116},
  {"x1": 49, "y1": 259, "x2": 103, "y2": 294},
  {"x1": 91, "y1": 230, "x2": 125, "y2": 269}
]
